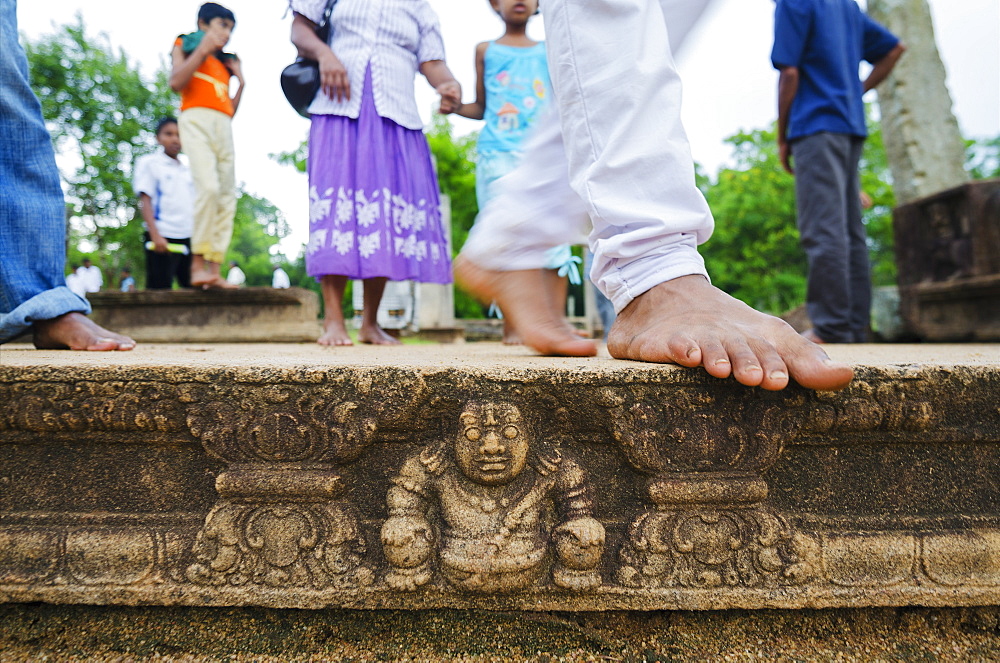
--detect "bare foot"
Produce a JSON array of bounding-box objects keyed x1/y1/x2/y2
[
  {"x1": 191, "y1": 272, "x2": 238, "y2": 290},
  {"x1": 801, "y1": 328, "x2": 826, "y2": 344},
  {"x1": 358, "y1": 324, "x2": 402, "y2": 345},
  {"x1": 607, "y1": 275, "x2": 854, "y2": 391},
  {"x1": 455, "y1": 257, "x2": 597, "y2": 357},
  {"x1": 318, "y1": 319, "x2": 354, "y2": 346},
  {"x1": 502, "y1": 321, "x2": 522, "y2": 345},
  {"x1": 33, "y1": 312, "x2": 136, "y2": 351}
]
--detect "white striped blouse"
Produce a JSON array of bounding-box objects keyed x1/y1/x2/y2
[{"x1": 290, "y1": 0, "x2": 447, "y2": 130}]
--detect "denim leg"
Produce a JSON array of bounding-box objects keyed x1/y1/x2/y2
[
  {"x1": 791, "y1": 132, "x2": 854, "y2": 343},
  {"x1": 0, "y1": 0, "x2": 89, "y2": 343},
  {"x1": 845, "y1": 136, "x2": 871, "y2": 342}
]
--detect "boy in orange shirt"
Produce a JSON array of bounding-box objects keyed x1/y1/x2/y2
[{"x1": 169, "y1": 3, "x2": 245, "y2": 289}]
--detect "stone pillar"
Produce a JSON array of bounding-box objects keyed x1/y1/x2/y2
[{"x1": 866, "y1": 0, "x2": 968, "y2": 205}]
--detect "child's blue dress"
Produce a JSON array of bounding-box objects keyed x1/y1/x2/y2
[{"x1": 476, "y1": 42, "x2": 579, "y2": 281}]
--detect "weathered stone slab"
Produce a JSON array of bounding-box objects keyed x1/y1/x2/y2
[
  {"x1": 85, "y1": 287, "x2": 323, "y2": 343},
  {"x1": 0, "y1": 344, "x2": 998, "y2": 611},
  {"x1": 894, "y1": 179, "x2": 1000, "y2": 341}
]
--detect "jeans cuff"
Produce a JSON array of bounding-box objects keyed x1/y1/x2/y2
[{"x1": 0, "y1": 286, "x2": 91, "y2": 343}]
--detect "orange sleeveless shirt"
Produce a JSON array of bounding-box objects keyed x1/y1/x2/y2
[{"x1": 175, "y1": 37, "x2": 235, "y2": 117}]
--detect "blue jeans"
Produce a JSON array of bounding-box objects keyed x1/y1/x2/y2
[
  {"x1": 791, "y1": 132, "x2": 870, "y2": 343},
  {"x1": 0, "y1": 0, "x2": 89, "y2": 343}
]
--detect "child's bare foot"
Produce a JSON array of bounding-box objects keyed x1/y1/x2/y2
[
  {"x1": 358, "y1": 324, "x2": 402, "y2": 345},
  {"x1": 191, "y1": 271, "x2": 238, "y2": 290},
  {"x1": 318, "y1": 319, "x2": 353, "y2": 346},
  {"x1": 33, "y1": 312, "x2": 136, "y2": 351},
  {"x1": 502, "y1": 321, "x2": 522, "y2": 345},
  {"x1": 455, "y1": 257, "x2": 598, "y2": 357},
  {"x1": 607, "y1": 275, "x2": 854, "y2": 391}
]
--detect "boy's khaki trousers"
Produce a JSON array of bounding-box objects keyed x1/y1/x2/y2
[{"x1": 179, "y1": 107, "x2": 236, "y2": 265}]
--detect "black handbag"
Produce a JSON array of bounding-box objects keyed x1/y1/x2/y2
[{"x1": 281, "y1": 0, "x2": 338, "y2": 118}]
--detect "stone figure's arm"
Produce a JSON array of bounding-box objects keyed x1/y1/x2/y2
[
  {"x1": 553, "y1": 459, "x2": 596, "y2": 522},
  {"x1": 382, "y1": 456, "x2": 434, "y2": 551},
  {"x1": 382, "y1": 455, "x2": 436, "y2": 589}
]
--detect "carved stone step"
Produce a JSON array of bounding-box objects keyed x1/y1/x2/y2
[
  {"x1": 85, "y1": 287, "x2": 323, "y2": 343},
  {"x1": 1, "y1": 343, "x2": 998, "y2": 611}
]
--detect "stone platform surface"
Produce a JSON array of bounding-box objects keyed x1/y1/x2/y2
[{"x1": 1, "y1": 343, "x2": 998, "y2": 614}]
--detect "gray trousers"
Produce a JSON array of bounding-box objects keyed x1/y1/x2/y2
[{"x1": 791, "y1": 132, "x2": 870, "y2": 343}]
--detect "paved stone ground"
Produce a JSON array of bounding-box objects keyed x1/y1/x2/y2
[{"x1": 2, "y1": 604, "x2": 999, "y2": 661}]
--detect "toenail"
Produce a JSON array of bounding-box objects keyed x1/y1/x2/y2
[
  {"x1": 714, "y1": 358, "x2": 730, "y2": 365},
  {"x1": 746, "y1": 365, "x2": 762, "y2": 372},
  {"x1": 770, "y1": 370, "x2": 788, "y2": 380}
]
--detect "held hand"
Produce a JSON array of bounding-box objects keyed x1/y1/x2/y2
[
  {"x1": 778, "y1": 140, "x2": 794, "y2": 175},
  {"x1": 319, "y1": 51, "x2": 350, "y2": 102},
  {"x1": 198, "y1": 27, "x2": 229, "y2": 55},
  {"x1": 150, "y1": 235, "x2": 170, "y2": 254},
  {"x1": 226, "y1": 56, "x2": 243, "y2": 80},
  {"x1": 436, "y1": 81, "x2": 461, "y2": 114}
]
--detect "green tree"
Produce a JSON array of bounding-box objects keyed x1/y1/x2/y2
[
  {"x1": 700, "y1": 126, "x2": 806, "y2": 314},
  {"x1": 425, "y1": 115, "x2": 483, "y2": 318},
  {"x1": 25, "y1": 16, "x2": 176, "y2": 286},
  {"x1": 700, "y1": 108, "x2": 896, "y2": 315},
  {"x1": 859, "y1": 120, "x2": 897, "y2": 286},
  {"x1": 225, "y1": 189, "x2": 293, "y2": 287},
  {"x1": 966, "y1": 136, "x2": 1000, "y2": 179}
]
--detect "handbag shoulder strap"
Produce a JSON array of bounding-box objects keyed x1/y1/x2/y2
[{"x1": 315, "y1": 0, "x2": 338, "y2": 43}]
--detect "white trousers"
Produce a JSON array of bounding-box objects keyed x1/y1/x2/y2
[{"x1": 461, "y1": 0, "x2": 715, "y2": 313}]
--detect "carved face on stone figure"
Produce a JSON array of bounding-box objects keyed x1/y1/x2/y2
[{"x1": 455, "y1": 402, "x2": 529, "y2": 486}]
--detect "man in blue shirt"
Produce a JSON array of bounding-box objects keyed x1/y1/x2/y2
[{"x1": 772, "y1": 0, "x2": 904, "y2": 343}]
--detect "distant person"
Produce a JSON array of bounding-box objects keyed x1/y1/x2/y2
[
  {"x1": 170, "y1": 2, "x2": 244, "y2": 290},
  {"x1": 772, "y1": 0, "x2": 904, "y2": 343},
  {"x1": 452, "y1": 0, "x2": 578, "y2": 345},
  {"x1": 77, "y1": 258, "x2": 103, "y2": 293},
  {"x1": 225, "y1": 260, "x2": 245, "y2": 286},
  {"x1": 65, "y1": 265, "x2": 87, "y2": 299},
  {"x1": 0, "y1": 2, "x2": 134, "y2": 351},
  {"x1": 119, "y1": 268, "x2": 137, "y2": 293},
  {"x1": 272, "y1": 265, "x2": 291, "y2": 289},
  {"x1": 134, "y1": 117, "x2": 194, "y2": 290},
  {"x1": 289, "y1": 0, "x2": 461, "y2": 346},
  {"x1": 454, "y1": 0, "x2": 854, "y2": 392}
]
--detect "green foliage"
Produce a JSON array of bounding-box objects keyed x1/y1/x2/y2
[
  {"x1": 700, "y1": 108, "x2": 897, "y2": 315},
  {"x1": 859, "y1": 119, "x2": 897, "y2": 287},
  {"x1": 25, "y1": 16, "x2": 176, "y2": 286},
  {"x1": 425, "y1": 115, "x2": 484, "y2": 318},
  {"x1": 700, "y1": 127, "x2": 806, "y2": 314},
  {"x1": 225, "y1": 189, "x2": 293, "y2": 286},
  {"x1": 965, "y1": 136, "x2": 1000, "y2": 179},
  {"x1": 26, "y1": 17, "x2": 292, "y2": 291}
]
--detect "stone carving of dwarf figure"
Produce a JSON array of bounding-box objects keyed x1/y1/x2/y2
[{"x1": 381, "y1": 401, "x2": 605, "y2": 593}]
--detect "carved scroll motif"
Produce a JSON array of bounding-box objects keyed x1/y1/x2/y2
[
  {"x1": 603, "y1": 388, "x2": 817, "y2": 588},
  {"x1": 185, "y1": 394, "x2": 378, "y2": 589}
]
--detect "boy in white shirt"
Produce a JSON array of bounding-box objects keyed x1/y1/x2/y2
[{"x1": 134, "y1": 117, "x2": 195, "y2": 289}]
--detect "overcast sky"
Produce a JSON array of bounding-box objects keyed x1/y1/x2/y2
[{"x1": 16, "y1": 0, "x2": 999, "y2": 258}]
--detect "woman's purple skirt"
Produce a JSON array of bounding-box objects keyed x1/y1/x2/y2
[{"x1": 305, "y1": 67, "x2": 452, "y2": 284}]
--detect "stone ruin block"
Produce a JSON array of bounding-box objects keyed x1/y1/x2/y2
[
  {"x1": 85, "y1": 287, "x2": 323, "y2": 343},
  {"x1": 894, "y1": 179, "x2": 1000, "y2": 341}
]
